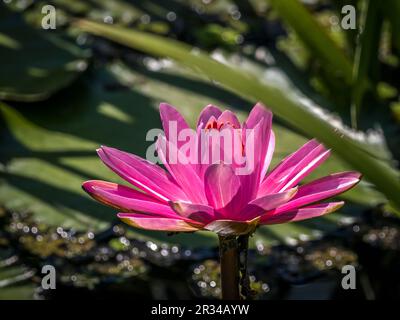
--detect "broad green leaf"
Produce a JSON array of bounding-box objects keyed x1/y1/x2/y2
[
  {"x1": 267, "y1": 0, "x2": 353, "y2": 84},
  {"x1": 0, "y1": 9, "x2": 87, "y2": 102},
  {"x1": 74, "y1": 20, "x2": 400, "y2": 210},
  {"x1": 381, "y1": 0, "x2": 400, "y2": 51},
  {"x1": 351, "y1": 0, "x2": 383, "y2": 127},
  {"x1": 0, "y1": 249, "x2": 36, "y2": 300}
]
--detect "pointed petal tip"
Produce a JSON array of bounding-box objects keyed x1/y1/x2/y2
[
  {"x1": 197, "y1": 104, "x2": 223, "y2": 126},
  {"x1": 97, "y1": 145, "x2": 113, "y2": 155},
  {"x1": 205, "y1": 103, "x2": 222, "y2": 110},
  {"x1": 327, "y1": 201, "x2": 345, "y2": 213},
  {"x1": 96, "y1": 145, "x2": 114, "y2": 160},
  {"x1": 349, "y1": 171, "x2": 362, "y2": 181},
  {"x1": 327, "y1": 171, "x2": 362, "y2": 183},
  {"x1": 253, "y1": 102, "x2": 272, "y2": 115},
  {"x1": 81, "y1": 180, "x2": 121, "y2": 209},
  {"x1": 159, "y1": 102, "x2": 185, "y2": 123},
  {"x1": 307, "y1": 138, "x2": 323, "y2": 148},
  {"x1": 245, "y1": 102, "x2": 273, "y2": 129},
  {"x1": 254, "y1": 101, "x2": 266, "y2": 109},
  {"x1": 339, "y1": 171, "x2": 362, "y2": 183},
  {"x1": 96, "y1": 146, "x2": 104, "y2": 154},
  {"x1": 288, "y1": 186, "x2": 298, "y2": 197},
  {"x1": 159, "y1": 102, "x2": 174, "y2": 110},
  {"x1": 159, "y1": 102, "x2": 182, "y2": 117},
  {"x1": 260, "y1": 201, "x2": 345, "y2": 225},
  {"x1": 82, "y1": 180, "x2": 103, "y2": 193},
  {"x1": 81, "y1": 180, "x2": 91, "y2": 193}
]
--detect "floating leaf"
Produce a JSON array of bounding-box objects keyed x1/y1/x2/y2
[{"x1": 0, "y1": 9, "x2": 88, "y2": 102}]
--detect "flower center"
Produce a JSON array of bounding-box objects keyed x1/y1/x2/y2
[
  {"x1": 204, "y1": 118, "x2": 245, "y2": 156},
  {"x1": 204, "y1": 119, "x2": 238, "y2": 131}
]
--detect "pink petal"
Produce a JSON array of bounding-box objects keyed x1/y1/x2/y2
[
  {"x1": 159, "y1": 103, "x2": 190, "y2": 149},
  {"x1": 258, "y1": 139, "x2": 330, "y2": 195},
  {"x1": 274, "y1": 172, "x2": 361, "y2": 213},
  {"x1": 242, "y1": 104, "x2": 273, "y2": 181},
  {"x1": 216, "y1": 125, "x2": 245, "y2": 170},
  {"x1": 260, "y1": 201, "x2": 344, "y2": 225},
  {"x1": 198, "y1": 127, "x2": 222, "y2": 170},
  {"x1": 118, "y1": 213, "x2": 203, "y2": 232},
  {"x1": 243, "y1": 102, "x2": 273, "y2": 129},
  {"x1": 218, "y1": 110, "x2": 241, "y2": 128},
  {"x1": 156, "y1": 135, "x2": 207, "y2": 204},
  {"x1": 240, "y1": 187, "x2": 298, "y2": 220},
  {"x1": 82, "y1": 180, "x2": 182, "y2": 219},
  {"x1": 261, "y1": 130, "x2": 275, "y2": 179},
  {"x1": 197, "y1": 104, "x2": 222, "y2": 127},
  {"x1": 169, "y1": 201, "x2": 215, "y2": 223},
  {"x1": 238, "y1": 118, "x2": 270, "y2": 202},
  {"x1": 98, "y1": 146, "x2": 187, "y2": 202},
  {"x1": 204, "y1": 163, "x2": 243, "y2": 218},
  {"x1": 193, "y1": 122, "x2": 205, "y2": 177},
  {"x1": 197, "y1": 125, "x2": 238, "y2": 180}
]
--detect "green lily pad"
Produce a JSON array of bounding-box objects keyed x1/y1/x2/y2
[
  {"x1": 0, "y1": 249, "x2": 36, "y2": 300},
  {"x1": 0, "y1": 8, "x2": 88, "y2": 102}
]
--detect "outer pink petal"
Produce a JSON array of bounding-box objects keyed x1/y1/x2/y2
[
  {"x1": 159, "y1": 103, "x2": 190, "y2": 149},
  {"x1": 98, "y1": 146, "x2": 187, "y2": 202},
  {"x1": 197, "y1": 104, "x2": 222, "y2": 127},
  {"x1": 204, "y1": 163, "x2": 242, "y2": 218},
  {"x1": 218, "y1": 110, "x2": 241, "y2": 128},
  {"x1": 260, "y1": 201, "x2": 344, "y2": 225},
  {"x1": 240, "y1": 187, "x2": 298, "y2": 220},
  {"x1": 156, "y1": 134, "x2": 207, "y2": 204},
  {"x1": 169, "y1": 201, "x2": 215, "y2": 223},
  {"x1": 274, "y1": 172, "x2": 361, "y2": 213},
  {"x1": 258, "y1": 139, "x2": 330, "y2": 195},
  {"x1": 82, "y1": 180, "x2": 182, "y2": 219},
  {"x1": 260, "y1": 139, "x2": 320, "y2": 183},
  {"x1": 118, "y1": 213, "x2": 203, "y2": 232}
]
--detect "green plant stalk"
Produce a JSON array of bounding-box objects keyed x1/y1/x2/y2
[
  {"x1": 381, "y1": 0, "x2": 400, "y2": 51},
  {"x1": 238, "y1": 234, "x2": 253, "y2": 299},
  {"x1": 75, "y1": 20, "x2": 400, "y2": 211},
  {"x1": 219, "y1": 236, "x2": 240, "y2": 300}
]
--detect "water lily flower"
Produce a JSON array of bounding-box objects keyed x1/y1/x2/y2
[{"x1": 82, "y1": 103, "x2": 361, "y2": 237}]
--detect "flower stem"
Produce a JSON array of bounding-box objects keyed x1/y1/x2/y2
[
  {"x1": 238, "y1": 234, "x2": 254, "y2": 299},
  {"x1": 218, "y1": 235, "x2": 240, "y2": 300}
]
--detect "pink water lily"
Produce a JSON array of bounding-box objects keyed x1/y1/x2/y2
[{"x1": 82, "y1": 103, "x2": 361, "y2": 237}]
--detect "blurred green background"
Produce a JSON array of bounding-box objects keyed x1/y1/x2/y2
[{"x1": 1, "y1": 0, "x2": 400, "y2": 300}]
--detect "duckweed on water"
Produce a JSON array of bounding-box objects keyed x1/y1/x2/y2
[
  {"x1": 190, "y1": 260, "x2": 269, "y2": 299},
  {"x1": 1, "y1": 207, "x2": 400, "y2": 299}
]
